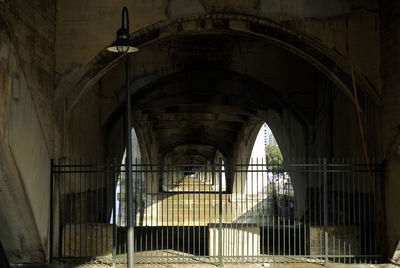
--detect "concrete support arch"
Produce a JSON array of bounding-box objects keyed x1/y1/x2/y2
[{"x1": 56, "y1": 13, "x2": 380, "y2": 120}]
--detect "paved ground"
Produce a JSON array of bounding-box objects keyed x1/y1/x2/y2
[
  {"x1": 65, "y1": 264, "x2": 397, "y2": 268},
  {"x1": 10, "y1": 263, "x2": 400, "y2": 268}
]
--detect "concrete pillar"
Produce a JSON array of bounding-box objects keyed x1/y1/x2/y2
[{"x1": 381, "y1": 1, "x2": 400, "y2": 256}]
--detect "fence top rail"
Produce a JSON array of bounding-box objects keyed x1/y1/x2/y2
[
  {"x1": 51, "y1": 158, "x2": 384, "y2": 177},
  {"x1": 52, "y1": 162, "x2": 383, "y2": 168},
  {"x1": 52, "y1": 166, "x2": 383, "y2": 174}
]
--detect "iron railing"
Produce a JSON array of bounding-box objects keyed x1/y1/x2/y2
[{"x1": 50, "y1": 158, "x2": 383, "y2": 265}]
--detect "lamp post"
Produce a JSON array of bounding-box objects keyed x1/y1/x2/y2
[{"x1": 107, "y1": 6, "x2": 138, "y2": 268}]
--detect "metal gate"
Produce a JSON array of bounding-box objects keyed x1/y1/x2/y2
[{"x1": 50, "y1": 158, "x2": 383, "y2": 265}]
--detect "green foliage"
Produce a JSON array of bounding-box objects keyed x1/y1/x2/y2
[{"x1": 265, "y1": 145, "x2": 283, "y2": 164}]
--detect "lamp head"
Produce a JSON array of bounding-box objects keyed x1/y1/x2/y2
[{"x1": 107, "y1": 7, "x2": 139, "y2": 54}]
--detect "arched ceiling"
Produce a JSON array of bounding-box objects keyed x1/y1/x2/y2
[
  {"x1": 102, "y1": 31, "x2": 317, "y2": 126},
  {"x1": 99, "y1": 31, "x2": 330, "y2": 162},
  {"x1": 57, "y1": 13, "x2": 380, "y2": 119},
  {"x1": 54, "y1": 2, "x2": 381, "y2": 164},
  {"x1": 105, "y1": 68, "x2": 306, "y2": 162},
  {"x1": 83, "y1": 24, "x2": 377, "y2": 164}
]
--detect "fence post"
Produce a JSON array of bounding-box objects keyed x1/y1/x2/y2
[
  {"x1": 218, "y1": 158, "x2": 224, "y2": 266},
  {"x1": 112, "y1": 159, "x2": 118, "y2": 266},
  {"x1": 323, "y1": 158, "x2": 329, "y2": 266},
  {"x1": 49, "y1": 159, "x2": 54, "y2": 264}
]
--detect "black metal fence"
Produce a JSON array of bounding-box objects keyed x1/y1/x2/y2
[{"x1": 50, "y1": 158, "x2": 383, "y2": 265}]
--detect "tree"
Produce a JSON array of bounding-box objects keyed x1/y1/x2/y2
[{"x1": 265, "y1": 145, "x2": 283, "y2": 164}]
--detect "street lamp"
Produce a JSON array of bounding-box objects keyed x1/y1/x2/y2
[{"x1": 107, "y1": 6, "x2": 138, "y2": 268}]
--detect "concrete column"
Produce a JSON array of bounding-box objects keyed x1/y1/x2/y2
[{"x1": 381, "y1": 1, "x2": 400, "y2": 256}]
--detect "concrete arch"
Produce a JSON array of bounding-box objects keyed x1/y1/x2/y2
[
  {"x1": 64, "y1": 13, "x2": 380, "y2": 203},
  {"x1": 57, "y1": 13, "x2": 380, "y2": 117},
  {"x1": 102, "y1": 69, "x2": 309, "y2": 165}
]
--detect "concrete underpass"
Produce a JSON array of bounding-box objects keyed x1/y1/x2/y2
[{"x1": 1, "y1": 0, "x2": 400, "y2": 267}]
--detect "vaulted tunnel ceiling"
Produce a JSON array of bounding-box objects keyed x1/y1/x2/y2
[
  {"x1": 106, "y1": 69, "x2": 294, "y2": 163},
  {"x1": 102, "y1": 32, "x2": 322, "y2": 163}
]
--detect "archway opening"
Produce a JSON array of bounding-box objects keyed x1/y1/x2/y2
[{"x1": 111, "y1": 128, "x2": 142, "y2": 226}]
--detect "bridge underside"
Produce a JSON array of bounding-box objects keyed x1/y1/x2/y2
[
  {"x1": 2, "y1": 0, "x2": 400, "y2": 265},
  {"x1": 56, "y1": 31, "x2": 382, "y2": 263},
  {"x1": 76, "y1": 32, "x2": 378, "y2": 167}
]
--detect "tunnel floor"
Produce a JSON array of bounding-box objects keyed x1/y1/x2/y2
[
  {"x1": 50, "y1": 261, "x2": 396, "y2": 268},
  {"x1": 95, "y1": 251, "x2": 325, "y2": 265}
]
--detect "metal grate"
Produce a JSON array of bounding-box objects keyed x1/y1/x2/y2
[{"x1": 50, "y1": 158, "x2": 383, "y2": 265}]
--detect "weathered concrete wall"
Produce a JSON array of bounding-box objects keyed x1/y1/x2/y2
[
  {"x1": 308, "y1": 225, "x2": 360, "y2": 256},
  {"x1": 64, "y1": 81, "x2": 105, "y2": 159},
  {"x1": 0, "y1": 1, "x2": 56, "y2": 263},
  {"x1": 62, "y1": 224, "x2": 113, "y2": 257},
  {"x1": 381, "y1": 1, "x2": 400, "y2": 257}
]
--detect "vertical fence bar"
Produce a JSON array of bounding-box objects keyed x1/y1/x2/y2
[
  {"x1": 74, "y1": 160, "x2": 78, "y2": 260},
  {"x1": 282, "y1": 161, "x2": 286, "y2": 259},
  {"x1": 62, "y1": 159, "x2": 65, "y2": 260},
  {"x1": 214, "y1": 162, "x2": 217, "y2": 264},
  {"x1": 150, "y1": 163, "x2": 153, "y2": 265},
  {"x1": 376, "y1": 158, "x2": 381, "y2": 262},
  {"x1": 112, "y1": 160, "x2": 117, "y2": 266},
  {"x1": 83, "y1": 160, "x2": 87, "y2": 260},
  {"x1": 272, "y1": 159, "x2": 275, "y2": 261},
  {"x1": 209, "y1": 164, "x2": 212, "y2": 263},
  {"x1": 100, "y1": 163, "x2": 104, "y2": 259},
  {"x1": 347, "y1": 159, "x2": 351, "y2": 263},
  {"x1": 203, "y1": 164, "x2": 206, "y2": 261},
  {"x1": 341, "y1": 158, "x2": 345, "y2": 263},
  {"x1": 201, "y1": 162, "x2": 204, "y2": 261},
  {"x1": 218, "y1": 159, "x2": 223, "y2": 266},
  {"x1": 312, "y1": 159, "x2": 317, "y2": 261},
  {"x1": 233, "y1": 162, "x2": 236, "y2": 262},
  {"x1": 323, "y1": 158, "x2": 328, "y2": 266},
  {"x1": 267, "y1": 159, "x2": 270, "y2": 258},
  {"x1": 303, "y1": 160, "x2": 312, "y2": 260},
  {"x1": 95, "y1": 160, "x2": 98, "y2": 258},
  {"x1": 362, "y1": 157, "x2": 367, "y2": 264},
  {"x1": 338, "y1": 159, "x2": 342, "y2": 263},
  {"x1": 142, "y1": 160, "x2": 146, "y2": 262},
  {"x1": 246, "y1": 160, "x2": 249, "y2": 263},
  {"x1": 351, "y1": 158, "x2": 356, "y2": 263},
  {"x1": 69, "y1": 160, "x2": 72, "y2": 262},
  {"x1": 80, "y1": 160, "x2": 83, "y2": 260},
  {"x1": 256, "y1": 158, "x2": 259, "y2": 263},
  {"x1": 172, "y1": 165, "x2": 175, "y2": 263},
  {"x1": 142, "y1": 160, "x2": 145, "y2": 264},
  {"x1": 367, "y1": 163, "x2": 372, "y2": 263},
  {"x1": 332, "y1": 158, "x2": 335, "y2": 263},
  {"x1": 193, "y1": 165, "x2": 195, "y2": 260},
  {"x1": 89, "y1": 160, "x2": 93, "y2": 258},
  {"x1": 318, "y1": 159, "x2": 322, "y2": 261},
  {"x1": 177, "y1": 164, "x2": 180, "y2": 263},
  {"x1": 277, "y1": 161, "x2": 281, "y2": 261},
  {"x1": 261, "y1": 158, "x2": 265, "y2": 260},
  {"x1": 261, "y1": 158, "x2": 265, "y2": 261},
  {"x1": 183, "y1": 165, "x2": 187, "y2": 264},
  {"x1": 229, "y1": 162, "x2": 233, "y2": 263},
  {"x1": 162, "y1": 162, "x2": 165, "y2": 264},
  {"x1": 49, "y1": 159, "x2": 54, "y2": 263},
  {"x1": 251, "y1": 158, "x2": 255, "y2": 262}
]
